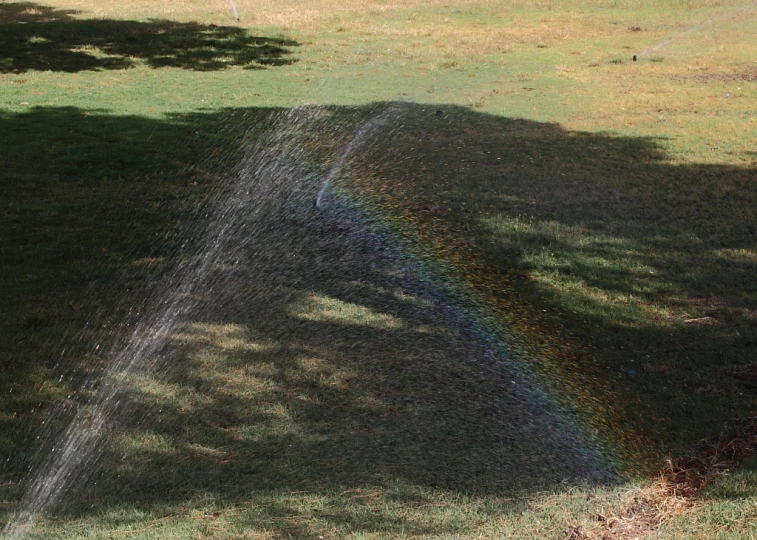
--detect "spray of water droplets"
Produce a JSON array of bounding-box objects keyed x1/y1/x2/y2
[
  {"x1": 227, "y1": 0, "x2": 239, "y2": 21},
  {"x1": 6, "y1": 103, "x2": 654, "y2": 537},
  {"x1": 5, "y1": 107, "x2": 345, "y2": 537}
]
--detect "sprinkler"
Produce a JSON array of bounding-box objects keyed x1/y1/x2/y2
[
  {"x1": 228, "y1": 0, "x2": 240, "y2": 21},
  {"x1": 633, "y1": 0, "x2": 757, "y2": 61}
]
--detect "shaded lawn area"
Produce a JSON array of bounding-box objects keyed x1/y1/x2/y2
[
  {"x1": 346, "y1": 103, "x2": 757, "y2": 451},
  {"x1": 0, "y1": 2, "x2": 298, "y2": 73},
  {"x1": 1, "y1": 102, "x2": 756, "y2": 536}
]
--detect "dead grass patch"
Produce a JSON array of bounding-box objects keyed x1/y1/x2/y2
[
  {"x1": 695, "y1": 67, "x2": 757, "y2": 83},
  {"x1": 571, "y1": 415, "x2": 757, "y2": 539}
]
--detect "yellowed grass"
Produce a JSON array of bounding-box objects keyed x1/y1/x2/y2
[{"x1": 23, "y1": 1, "x2": 755, "y2": 169}]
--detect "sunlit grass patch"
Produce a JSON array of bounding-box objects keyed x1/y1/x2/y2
[
  {"x1": 18, "y1": 479, "x2": 694, "y2": 539},
  {"x1": 480, "y1": 216, "x2": 677, "y2": 327},
  {"x1": 714, "y1": 248, "x2": 757, "y2": 264},
  {"x1": 114, "y1": 430, "x2": 177, "y2": 456},
  {"x1": 289, "y1": 293, "x2": 403, "y2": 329},
  {"x1": 660, "y1": 468, "x2": 757, "y2": 539},
  {"x1": 171, "y1": 323, "x2": 274, "y2": 354},
  {"x1": 126, "y1": 373, "x2": 215, "y2": 414}
]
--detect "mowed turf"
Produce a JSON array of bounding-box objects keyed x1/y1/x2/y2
[{"x1": 1, "y1": 0, "x2": 756, "y2": 538}]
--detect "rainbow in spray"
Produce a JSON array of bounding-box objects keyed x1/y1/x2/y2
[
  {"x1": 7, "y1": 104, "x2": 661, "y2": 537},
  {"x1": 322, "y1": 102, "x2": 661, "y2": 481}
]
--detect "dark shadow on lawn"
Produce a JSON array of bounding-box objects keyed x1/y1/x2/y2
[
  {"x1": 0, "y1": 2, "x2": 298, "y2": 73},
  {"x1": 1, "y1": 103, "x2": 756, "y2": 535},
  {"x1": 346, "y1": 104, "x2": 757, "y2": 453}
]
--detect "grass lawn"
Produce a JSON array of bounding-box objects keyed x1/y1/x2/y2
[{"x1": 1, "y1": 0, "x2": 756, "y2": 538}]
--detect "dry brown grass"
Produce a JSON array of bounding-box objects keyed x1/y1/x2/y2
[
  {"x1": 18, "y1": 0, "x2": 648, "y2": 50},
  {"x1": 567, "y1": 415, "x2": 757, "y2": 539},
  {"x1": 24, "y1": 1, "x2": 755, "y2": 170}
]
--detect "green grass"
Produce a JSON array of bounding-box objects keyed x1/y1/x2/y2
[
  {"x1": 661, "y1": 464, "x2": 757, "y2": 539},
  {"x1": 1, "y1": 0, "x2": 757, "y2": 537}
]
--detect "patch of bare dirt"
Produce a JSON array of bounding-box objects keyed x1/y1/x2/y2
[{"x1": 694, "y1": 68, "x2": 757, "y2": 83}]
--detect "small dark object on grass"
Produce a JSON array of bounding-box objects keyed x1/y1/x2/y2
[{"x1": 633, "y1": 55, "x2": 637, "y2": 62}]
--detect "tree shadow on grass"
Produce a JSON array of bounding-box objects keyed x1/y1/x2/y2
[
  {"x1": 55, "y1": 201, "x2": 607, "y2": 537},
  {"x1": 345, "y1": 104, "x2": 757, "y2": 454},
  {"x1": 1, "y1": 103, "x2": 756, "y2": 536},
  {"x1": 0, "y1": 2, "x2": 298, "y2": 73}
]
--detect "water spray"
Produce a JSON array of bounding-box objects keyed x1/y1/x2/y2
[
  {"x1": 633, "y1": 0, "x2": 757, "y2": 61},
  {"x1": 315, "y1": 125, "x2": 371, "y2": 209},
  {"x1": 228, "y1": 0, "x2": 240, "y2": 22},
  {"x1": 315, "y1": 106, "x2": 400, "y2": 209},
  {"x1": 4, "y1": 108, "x2": 318, "y2": 539}
]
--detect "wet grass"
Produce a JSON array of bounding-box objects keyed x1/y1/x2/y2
[{"x1": 1, "y1": 0, "x2": 756, "y2": 537}]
